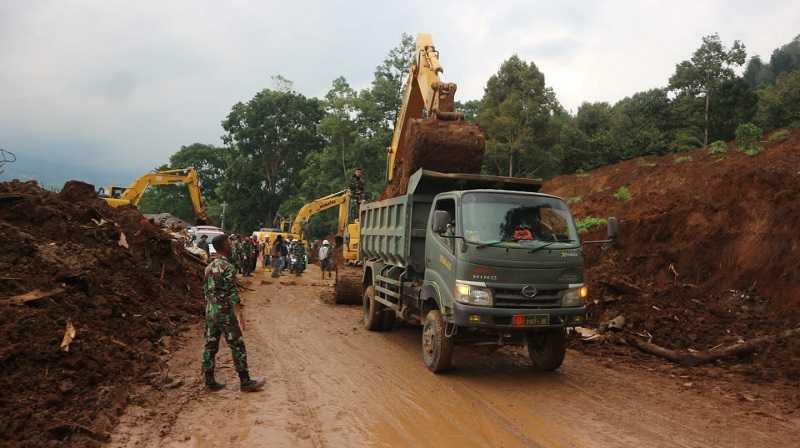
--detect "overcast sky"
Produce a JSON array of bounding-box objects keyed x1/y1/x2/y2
[{"x1": 1, "y1": 0, "x2": 798, "y2": 183}]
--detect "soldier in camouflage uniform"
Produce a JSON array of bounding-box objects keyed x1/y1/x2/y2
[
  {"x1": 201, "y1": 234, "x2": 265, "y2": 392},
  {"x1": 240, "y1": 236, "x2": 254, "y2": 276},
  {"x1": 228, "y1": 235, "x2": 241, "y2": 274},
  {"x1": 349, "y1": 167, "x2": 364, "y2": 222}
]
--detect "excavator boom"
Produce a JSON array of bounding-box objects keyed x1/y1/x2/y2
[
  {"x1": 102, "y1": 168, "x2": 211, "y2": 224},
  {"x1": 291, "y1": 189, "x2": 351, "y2": 241},
  {"x1": 383, "y1": 33, "x2": 485, "y2": 198}
]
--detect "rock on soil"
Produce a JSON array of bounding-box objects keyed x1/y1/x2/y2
[
  {"x1": 0, "y1": 180, "x2": 205, "y2": 447},
  {"x1": 543, "y1": 129, "x2": 800, "y2": 388},
  {"x1": 381, "y1": 118, "x2": 485, "y2": 199}
]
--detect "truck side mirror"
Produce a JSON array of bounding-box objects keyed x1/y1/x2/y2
[
  {"x1": 433, "y1": 210, "x2": 451, "y2": 234},
  {"x1": 607, "y1": 217, "x2": 619, "y2": 241}
]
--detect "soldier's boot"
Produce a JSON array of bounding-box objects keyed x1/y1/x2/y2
[
  {"x1": 204, "y1": 372, "x2": 225, "y2": 391},
  {"x1": 239, "y1": 372, "x2": 266, "y2": 392}
]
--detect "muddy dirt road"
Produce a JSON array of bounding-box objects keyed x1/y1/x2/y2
[{"x1": 111, "y1": 265, "x2": 800, "y2": 448}]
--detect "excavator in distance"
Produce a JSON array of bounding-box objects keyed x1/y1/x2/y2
[
  {"x1": 99, "y1": 168, "x2": 212, "y2": 225},
  {"x1": 291, "y1": 189, "x2": 359, "y2": 263}
]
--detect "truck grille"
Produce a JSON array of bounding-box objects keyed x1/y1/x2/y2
[{"x1": 493, "y1": 288, "x2": 562, "y2": 308}]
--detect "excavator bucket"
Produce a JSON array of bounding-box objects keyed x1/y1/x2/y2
[{"x1": 382, "y1": 118, "x2": 485, "y2": 199}]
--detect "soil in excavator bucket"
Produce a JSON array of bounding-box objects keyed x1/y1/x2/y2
[{"x1": 382, "y1": 118, "x2": 485, "y2": 199}]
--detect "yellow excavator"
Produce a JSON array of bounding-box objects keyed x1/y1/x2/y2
[
  {"x1": 382, "y1": 32, "x2": 485, "y2": 197},
  {"x1": 291, "y1": 189, "x2": 359, "y2": 265},
  {"x1": 99, "y1": 168, "x2": 211, "y2": 224},
  {"x1": 334, "y1": 32, "x2": 487, "y2": 304}
]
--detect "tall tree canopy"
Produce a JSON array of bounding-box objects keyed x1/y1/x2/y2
[
  {"x1": 669, "y1": 34, "x2": 747, "y2": 146},
  {"x1": 478, "y1": 55, "x2": 562, "y2": 178},
  {"x1": 219, "y1": 88, "x2": 324, "y2": 232}
]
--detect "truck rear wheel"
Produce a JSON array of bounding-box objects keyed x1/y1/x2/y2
[
  {"x1": 422, "y1": 310, "x2": 454, "y2": 373},
  {"x1": 363, "y1": 286, "x2": 384, "y2": 331},
  {"x1": 526, "y1": 328, "x2": 566, "y2": 371}
]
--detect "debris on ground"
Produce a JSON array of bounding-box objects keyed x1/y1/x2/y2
[
  {"x1": 0, "y1": 180, "x2": 205, "y2": 447},
  {"x1": 545, "y1": 129, "x2": 800, "y2": 387}
]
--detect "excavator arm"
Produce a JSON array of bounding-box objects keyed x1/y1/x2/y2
[
  {"x1": 291, "y1": 190, "x2": 352, "y2": 241},
  {"x1": 103, "y1": 168, "x2": 211, "y2": 224},
  {"x1": 384, "y1": 33, "x2": 484, "y2": 191}
]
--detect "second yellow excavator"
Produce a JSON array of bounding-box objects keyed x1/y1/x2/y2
[
  {"x1": 99, "y1": 168, "x2": 211, "y2": 224},
  {"x1": 291, "y1": 189, "x2": 359, "y2": 265}
]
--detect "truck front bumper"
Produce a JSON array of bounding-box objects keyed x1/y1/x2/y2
[{"x1": 451, "y1": 302, "x2": 587, "y2": 329}]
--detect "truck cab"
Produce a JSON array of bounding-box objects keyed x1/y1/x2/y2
[
  {"x1": 360, "y1": 169, "x2": 618, "y2": 372},
  {"x1": 427, "y1": 189, "x2": 588, "y2": 329}
]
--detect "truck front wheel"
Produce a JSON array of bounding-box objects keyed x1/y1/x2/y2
[
  {"x1": 526, "y1": 328, "x2": 567, "y2": 371},
  {"x1": 422, "y1": 310, "x2": 454, "y2": 373}
]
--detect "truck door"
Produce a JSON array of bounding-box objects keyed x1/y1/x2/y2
[{"x1": 426, "y1": 196, "x2": 457, "y2": 310}]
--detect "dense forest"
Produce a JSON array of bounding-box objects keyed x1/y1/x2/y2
[{"x1": 140, "y1": 33, "x2": 800, "y2": 236}]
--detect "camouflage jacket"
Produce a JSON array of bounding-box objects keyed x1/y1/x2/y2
[
  {"x1": 349, "y1": 175, "x2": 364, "y2": 199},
  {"x1": 290, "y1": 242, "x2": 306, "y2": 257},
  {"x1": 203, "y1": 256, "x2": 240, "y2": 313},
  {"x1": 241, "y1": 240, "x2": 255, "y2": 258}
]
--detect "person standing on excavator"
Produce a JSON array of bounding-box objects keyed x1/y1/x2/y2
[
  {"x1": 201, "y1": 234, "x2": 265, "y2": 392},
  {"x1": 349, "y1": 167, "x2": 364, "y2": 221}
]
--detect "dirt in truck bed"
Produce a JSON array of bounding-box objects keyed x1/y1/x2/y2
[
  {"x1": 381, "y1": 118, "x2": 485, "y2": 199},
  {"x1": 543, "y1": 129, "x2": 800, "y2": 402},
  {"x1": 0, "y1": 180, "x2": 204, "y2": 447}
]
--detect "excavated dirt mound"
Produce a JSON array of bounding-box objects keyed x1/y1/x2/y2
[
  {"x1": 543, "y1": 129, "x2": 800, "y2": 384},
  {"x1": 0, "y1": 180, "x2": 205, "y2": 447},
  {"x1": 382, "y1": 118, "x2": 485, "y2": 199}
]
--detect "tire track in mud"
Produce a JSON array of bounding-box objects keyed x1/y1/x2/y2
[
  {"x1": 274, "y1": 281, "x2": 555, "y2": 448},
  {"x1": 256, "y1": 289, "x2": 328, "y2": 448}
]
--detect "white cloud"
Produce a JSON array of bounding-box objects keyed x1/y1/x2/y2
[{"x1": 1, "y1": 0, "x2": 798, "y2": 176}]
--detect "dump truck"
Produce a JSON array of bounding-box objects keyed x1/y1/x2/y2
[{"x1": 359, "y1": 169, "x2": 618, "y2": 372}]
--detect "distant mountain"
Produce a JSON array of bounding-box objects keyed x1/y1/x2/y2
[{"x1": 0, "y1": 153, "x2": 139, "y2": 190}]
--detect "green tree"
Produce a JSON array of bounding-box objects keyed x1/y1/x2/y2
[
  {"x1": 768, "y1": 35, "x2": 800, "y2": 79},
  {"x1": 669, "y1": 33, "x2": 747, "y2": 146},
  {"x1": 368, "y1": 33, "x2": 416, "y2": 129},
  {"x1": 756, "y1": 70, "x2": 800, "y2": 129},
  {"x1": 708, "y1": 78, "x2": 758, "y2": 141},
  {"x1": 609, "y1": 88, "x2": 676, "y2": 158},
  {"x1": 735, "y1": 122, "x2": 762, "y2": 154},
  {"x1": 478, "y1": 55, "x2": 562, "y2": 177},
  {"x1": 220, "y1": 87, "x2": 324, "y2": 232},
  {"x1": 456, "y1": 100, "x2": 481, "y2": 122}
]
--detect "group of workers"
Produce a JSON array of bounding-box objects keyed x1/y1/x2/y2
[
  {"x1": 266, "y1": 235, "x2": 308, "y2": 278},
  {"x1": 199, "y1": 167, "x2": 365, "y2": 393}
]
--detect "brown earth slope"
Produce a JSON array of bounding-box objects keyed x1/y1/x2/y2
[
  {"x1": 0, "y1": 181, "x2": 205, "y2": 447},
  {"x1": 543, "y1": 129, "x2": 800, "y2": 391}
]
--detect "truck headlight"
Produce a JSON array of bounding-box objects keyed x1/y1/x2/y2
[
  {"x1": 562, "y1": 285, "x2": 588, "y2": 307},
  {"x1": 455, "y1": 282, "x2": 494, "y2": 306}
]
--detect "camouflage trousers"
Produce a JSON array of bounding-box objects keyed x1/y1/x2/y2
[{"x1": 201, "y1": 304, "x2": 248, "y2": 374}]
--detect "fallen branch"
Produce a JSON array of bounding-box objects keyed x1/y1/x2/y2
[
  {"x1": 1, "y1": 287, "x2": 65, "y2": 305},
  {"x1": 626, "y1": 327, "x2": 800, "y2": 367}
]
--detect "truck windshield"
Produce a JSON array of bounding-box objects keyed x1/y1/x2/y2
[{"x1": 461, "y1": 192, "x2": 578, "y2": 245}]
